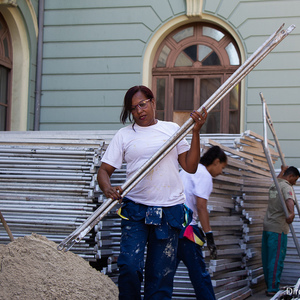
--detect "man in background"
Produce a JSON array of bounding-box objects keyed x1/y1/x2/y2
[{"x1": 262, "y1": 166, "x2": 300, "y2": 296}]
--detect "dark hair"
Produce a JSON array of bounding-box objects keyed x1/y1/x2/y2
[
  {"x1": 120, "y1": 85, "x2": 154, "y2": 124},
  {"x1": 200, "y1": 146, "x2": 227, "y2": 166},
  {"x1": 283, "y1": 166, "x2": 300, "y2": 177}
]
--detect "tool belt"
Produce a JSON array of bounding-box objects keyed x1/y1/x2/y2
[{"x1": 117, "y1": 197, "x2": 192, "y2": 239}]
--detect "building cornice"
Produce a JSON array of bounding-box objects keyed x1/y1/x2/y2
[
  {"x1": 186, "y1": 0, "x2": 203, "y2": 17},
  {"x1": 0, "y1": 0, "x2": 17, "y2": 7}
]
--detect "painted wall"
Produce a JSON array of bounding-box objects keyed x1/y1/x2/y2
[
  {"x1": 0, "y1": 0, "x2": 38, "y2": 131},
  {"x1": 19, "y1": 0, "x2": 38, "y2": 130},
  {"x1": 40, "y1": 0, "x2": 300, "y2": 166},
  {"x1": 210, "y1": 0, "x2": 300, "y2": 168}
]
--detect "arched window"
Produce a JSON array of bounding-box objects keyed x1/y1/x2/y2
[
  {"x1": 0, "y1": 13, "x2": 12, "y2": 131},
  {"x1": 152, "y1": 23, "x2": 241, "y2": 133}
]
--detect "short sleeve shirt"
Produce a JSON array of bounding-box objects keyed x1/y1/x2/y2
[
  {"x1": 263, "y1": 178, "x2": 296, "y2": 234},
  {"x1": 101, "y1": 120, "x2": 190, "y2": 206},
  {"x1": 179, "y1": 164, "x2": 213, "y2": 225}
]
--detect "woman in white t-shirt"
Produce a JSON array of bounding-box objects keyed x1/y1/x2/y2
[
  {"x1": 178, "y1": 146, "x2": 227, "y2": 300},
  {"x1": 97, "y1": 85, "x2": 207, "y2": 300}
]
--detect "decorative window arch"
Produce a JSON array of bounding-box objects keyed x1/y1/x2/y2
[
  {"x1": 0, "y1": 13, "x2": 12, "y2": 131},
  {"x1": 152, "y1": 22, "x2": 241, "y2": 134}
]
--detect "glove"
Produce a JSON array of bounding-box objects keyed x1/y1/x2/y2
[{"x1": 206, "y1": 231, "x2": 217, "y2": 259}]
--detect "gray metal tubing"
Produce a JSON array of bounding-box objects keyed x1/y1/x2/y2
[
  {"x1": 0, "y1": 144, "x2": 99, "y2": 259},
  {"x1": 34, "y1": 0, "x2": 45, "y2": 130},
  {"x1": 120, "y1": 24, "x2": 296, "y2": 200},
  {"x1": 57, "y1": 198, "x2": 117, "y2": 251},
  {"x1": 0, "y1": 208, "x2": 93, "y2": 216},
  {"x1": 260, "y1": 92, "x2": 300, "y2": 218},
  {"x1": 112, "y1": 24, "x2": 296, "y2": 201},
  {"x1": 0, "y1": 201, "x2": 94, "y2": 208},
  {"x1": 0, "y1": 210, "x2": 93, "y2": 218},
  {"x1": 0, "y1": 200, "x2": 94, "y2": 207},
  {"x1": 262, "y1": 101, "x2": 300, "y2": 258},
  {"x1": 0, "y1": 214, "x2": 92, "y2": 221},
  {"x1": 0, "y1": 201, "x2": 94, "y2": 209},
  {"x1": 0, "y1": 193, "x2": 94, "y2": 202},
  {"x1": 0, "y1": 183, "x2": 91, "y2": 190},
  {"x1": 0, "y1": 175, "x2": 92, "y2": 182},
  {"x1": 58, "y1": 24, "x2": 295, "y2": 251},
  {"x1": 0, "y1": 155, "x2": 95, "y2": 162},
  {"x1": 0, "y1": 162, "x2": 91, "y2": 167},
  {"x1": 4, "y1": 218, "x2": 88, "y2": 227},
  {"x1": 260, "y1": 94, "x2": 285, "y2": 163},
  {"x1": 0, "y1": 159, "x2": 92, "y2": 166},
  {"x1": 0, "y1": 207, "x2": 93, "y2": 215},
  {"x1": 0, "y1": 147, "x2": 96, "y2": 154},
  {"x1": 0, "y1": 154, "x2": 93, "y2": 165},
  {"x1": 0, "y1": 173, "x2": 92, "y2": 179}
]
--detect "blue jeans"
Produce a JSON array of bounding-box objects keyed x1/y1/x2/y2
[
  {"x1": 117, "y1": 199, "x2": 186, "y2": 300},
  {"x1": 176, "y1": 226, "x2": 216, "y2": 300},
  {"x1": 261, "y1": 231, "x2": 287, "y2": 293}
]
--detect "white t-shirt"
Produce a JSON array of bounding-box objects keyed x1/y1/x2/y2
[
  {"x1": 180, "y1": 164, "x2": 213, "y2": 225},
  {"x1": 101, "y1": 120, "x2": 190, "y2": 206}
]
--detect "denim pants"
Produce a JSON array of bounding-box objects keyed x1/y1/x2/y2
[
  {"x1": 117, "y1": 199, "x2": 186, "y2": 300},
  {"x1": 177, "y1": 226, "x2": 216, "y2": 300}
]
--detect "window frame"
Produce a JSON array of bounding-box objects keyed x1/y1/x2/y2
[
  {"x1": 152, "y1": 22, "x2": 241, "y2": 134},
  {"x1": 0, "y1": 13, "x2": 12, "y2": 131}
]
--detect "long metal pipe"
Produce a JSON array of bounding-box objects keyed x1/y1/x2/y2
[
  {"x1": 114, "y1": 24, "x2": 295, "y2": 200},
  {"x1": 34, "y1": 0, "x2": 45, "y2": 131},
  {"x1": 260, "y1": 92, "x2": 300, "y2": 218},
  {"x1": 58, "y1": 23, "x2": 295, "y2": 252},
  {"x1": 261, "y1": 100, "x2": 300, "y2": 258},
  {"x1": 0, "y1": 211, "x2": 14, "y2": 241}
]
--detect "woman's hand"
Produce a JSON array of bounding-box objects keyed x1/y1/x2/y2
[
  {"x1": 190, "y1": 107, "x2": 207, "y2": 133},
  {"x1": 97, "y1": 162, "x2": 123, "y2": 203},
  {"x1": 178, "y1": 107, "x2": 208, "y2": 173},
  {"x1": 103, "y1": 185, "x2": 123, "y2": 202}
]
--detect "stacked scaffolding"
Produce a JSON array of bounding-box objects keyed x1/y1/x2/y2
[
  {"x1": 0, "y1": 131, "x2": 114, "y2": 260},
  {"x1": 1, "y1": 130, "x2": 299, "y2": 298},
  {"x1": 281, "y1": 183, "x2": 300, "y2": 286},
  {"x1": 99, "y1": 130, "x2": 299, "y2": 299},
  {"x1": 96, "y1": 131, "x2": 280, "y2": 299}
]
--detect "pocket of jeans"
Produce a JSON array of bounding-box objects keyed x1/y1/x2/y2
[
  {"x1": 163, "y1": 204, "x2": 185, "y2": 230},
  {"x1": 119, "y1": 199, "x2": 147, "y2": 221}
]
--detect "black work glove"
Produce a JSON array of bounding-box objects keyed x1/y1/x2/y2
[{"x1": 206, "y1": 231, "x2": 217, "y2": 259}]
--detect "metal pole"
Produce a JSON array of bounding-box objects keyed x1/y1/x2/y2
[
  {"x1": 260, "y1": 92, "x2": 300, "y2": 218},
  {"x1": 58, "y1": 23, "x2": 296, "y2": 252},
  {"x1": 34, "y1": 0, "x2": 45, "y2": 131},
  {"x1": 0, "y1": 210, "x2": 14, "y2": 241},
  {"x1": 261, "y1": 100, "x2": 300, "y2": 258}
]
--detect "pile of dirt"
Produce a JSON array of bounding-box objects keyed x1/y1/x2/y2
[{"x1": 0, "y1": 233, "x2": 118, "y2": 300}]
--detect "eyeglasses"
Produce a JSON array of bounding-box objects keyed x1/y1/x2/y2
[{"x1": 131, "y1": 98, "x2": 152, "y2": 112}]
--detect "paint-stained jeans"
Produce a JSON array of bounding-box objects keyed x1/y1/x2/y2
[
  {"x1": 261, "y1": 231, "x2": 287, "y2": 293},
  {"x1": 117, "y1": 199, "x2": 186, "y2": 300},
  {"x1": 176, "y1": 227, "x2": 216, "y2": 300}
]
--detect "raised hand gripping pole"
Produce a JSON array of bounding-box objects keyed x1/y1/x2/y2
[
  {"x1": 261, "y1": 96, "x2": 300, "y2": 258},
  {"x1": 58, "y1": 23, "x2": 295, "y2": 252}
]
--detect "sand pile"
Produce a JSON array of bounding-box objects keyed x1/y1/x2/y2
[{"x1": 0, "y1": 233, "x2": 118, "y2": 300}]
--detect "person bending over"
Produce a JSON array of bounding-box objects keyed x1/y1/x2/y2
[{"x1": 176, "y1": 145, "x2": 227, "y2": 300}]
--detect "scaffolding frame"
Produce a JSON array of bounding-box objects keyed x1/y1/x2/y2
[
  {"x1": 58, "y1": 23, "x2": 296, "y2": 252},
  {"x1": 260, "y1": 92, "x2": 300, "y2": 258}
]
